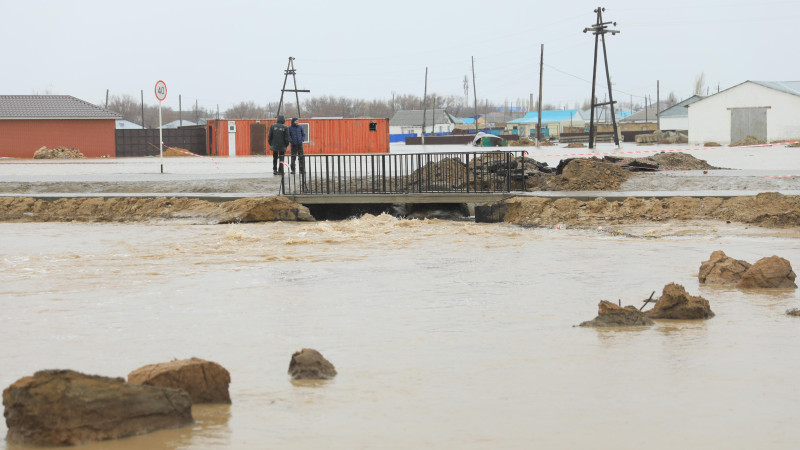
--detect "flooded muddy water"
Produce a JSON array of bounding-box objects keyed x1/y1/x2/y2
[{"x1": 2, "y1": 217, "x2": 800, "y2": 449}]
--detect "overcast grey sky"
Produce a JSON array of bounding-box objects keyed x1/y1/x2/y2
[{"x1": 3, "y1": 0, "x2": 798, "y2": 112}]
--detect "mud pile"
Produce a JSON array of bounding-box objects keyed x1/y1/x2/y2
[
  {"x1": 32, "y1": 146, "x2": 85, "y2": 159},
  {"x1": 550, "y1": 158, "x2": 630, "y2": 191},
  {"x1": 162, "y1": 147, "x2": 195, "y2": 157},
  {"x1": 731, "y1": 136, "x2": 765, "y2": 146},
  {"x1": 407, "y1": 157, "x2": 468, "y2": 188},
  {"x1": 502, "y1": 192, "x2": 800, "y2": 228},
  {"x1": 0, "y1": 196, "x2": 314, "y2": 223},
  {"x1": 602, "y1": 152, "x2": 719, "y2": 171}
]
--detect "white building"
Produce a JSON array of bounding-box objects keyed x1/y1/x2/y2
[
  {"x1": 688, "y1": 81, "x2": 800, "y2": 145},
  {"x1": 389, "y1": 109, "x2": 456, "y2": 136}
]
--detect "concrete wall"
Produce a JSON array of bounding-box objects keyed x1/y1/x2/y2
[{"x1": 688, "y1": 82, "x2": 800, "y2": 144}]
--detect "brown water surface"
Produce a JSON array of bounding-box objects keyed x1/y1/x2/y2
[{"x1": 2, "y1": 217, "x2": 799, "y2": 449}]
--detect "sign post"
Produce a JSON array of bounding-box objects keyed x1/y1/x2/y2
[{"x1": 155, "y1": 80, "x2": 167, "y2": 173}]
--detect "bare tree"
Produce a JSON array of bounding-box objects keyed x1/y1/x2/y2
[
  {"x1": 225, "y1": 101, "x2": 267, "y2": 119},
  {"x1": 105, "y1": 94, "x2": 141, "y2": 124},
  {"x1": 694, "y1": 72, "x2": 706, "y2": 95}
]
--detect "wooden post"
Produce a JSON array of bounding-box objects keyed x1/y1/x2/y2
[
  {"x1": 472, "y1": 56, "x2": 478, "y2": 134},
  {"x1": 537, "y1": 43, "x2": 543, "y2": 146}
]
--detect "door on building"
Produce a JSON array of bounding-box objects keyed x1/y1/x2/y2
[
  {"x1": 227, "y1": 121, "x2": 237, "y2": 157},
  {"x1": 250, "y1": 123, "x2": 266, "y2": 155},
  {"x1": 730, "y1": 107, "x2": 767, "y2": 143}
]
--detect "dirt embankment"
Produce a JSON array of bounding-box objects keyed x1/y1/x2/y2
[
  {"x1": 502, "y1": 192, "x2": 800, "y2": 228},
  {"x1": 0, "y1": 196, "x2": 314, "y2": 223}
]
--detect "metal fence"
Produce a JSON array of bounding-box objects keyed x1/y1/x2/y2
[
  {"x1": 115, "y1": 127, "x2": 207, "y2": 157},
  {"x1": 279, "y1": 151, "x2": 527, "y2": 195}
]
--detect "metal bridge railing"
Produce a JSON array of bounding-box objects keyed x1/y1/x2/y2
[{"x1": 278, "y1": 151, "x2": 527, "y2": 195}]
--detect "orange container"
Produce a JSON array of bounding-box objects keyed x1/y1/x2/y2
[{"x1": 206, "y1": 118, "x2": 389, "y2": 156}]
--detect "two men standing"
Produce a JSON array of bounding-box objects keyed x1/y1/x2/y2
[{"x1": 268, "y1": 115, "x2": 305, "y2": 175}]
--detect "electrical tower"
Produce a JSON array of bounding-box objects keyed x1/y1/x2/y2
[
  {"x1": 276, "y1": 57, "x2": 310, "y2": 118},
  {"x1": 583, "y1": 7, "x2": 620, "y2": 149}
]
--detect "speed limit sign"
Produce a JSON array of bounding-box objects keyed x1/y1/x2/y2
[{"x1": 155, "y1": 80, "x2": 167, "y2": 101}]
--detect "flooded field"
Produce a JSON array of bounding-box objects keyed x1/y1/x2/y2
[{"x1": 2, "y1": 217, "x2": 800, "y2": 449}]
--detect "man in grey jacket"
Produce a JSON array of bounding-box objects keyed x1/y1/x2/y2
[{"x1": 268, "y1": 115, "x2": 290, "y2": 175}]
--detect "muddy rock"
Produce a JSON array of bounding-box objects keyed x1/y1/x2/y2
[
  {"x1": 646, "y1": 283, "x2": 714, "y2": 320},
  {"x1": 219, "y1": 196, "x2": 314, "y2": 222},
  {"x1": 288, "y1": 349, "x2": 337, "y2": 380},
  {"x1": 3, "y1": 369, "x2": 193, "y2": 446},
  {"x1": 698, "y1": 250, "x2": 752, "y2": 284},
  {"x1": 736, "y1": 256, "x2": 797, "y2": 289},
  {"x1": 128, "y1": 358, "x2": 231, "y2": 404},
  {"x1": 787, "y1": 308, "x2": 800, "y2": 317},
  {"x1": 579, "y1": 300, "x2": 655, "y2": 327}
]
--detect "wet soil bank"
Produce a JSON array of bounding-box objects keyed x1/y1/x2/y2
[
  {"x1": 502, "y1": 192, "x2": 800, "y2": 228},
  {"x1": 2, "y1": 193, "x2": 799, "y2": 229},
  {"x1": 0, "y1": 196, "x2": 314, "y2": 224}
]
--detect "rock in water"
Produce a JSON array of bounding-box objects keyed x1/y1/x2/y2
[
  {"x1": 646, "y1": 283, "x2": 714, "y2": 319},
  {"x1": 698, "y1": 250, "x2": 751, "y2": 284},
  {"x1": 3, "y1": 369, "x2": 193, "y2": 446},
  {"x1": 579, "y1": 300, "x2": 655, "y2": 327},
  {"x1": 128, "y1": 357, "x2": 232, "y2": 404},
  {"x1": 736, "y1": 256, "x2": 797, "y2": 289},
  {"x1": 288, "y1": 349, "x2": 337, "y2": 380}
]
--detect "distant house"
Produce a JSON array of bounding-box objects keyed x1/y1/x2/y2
[
  {"x1": 116, "y1": 119, "x2": 142, "y2": 129},
  {"x1": 688, "y1": 81, "x2": 800, "y2": 144},
  {"x1": 505, "y1": 110, "x2": 584, "y2": 138},
  {"x1": 389, "y1": 109, "x2": 456, "y2": 136},
  {"x1": 658, "y1": 95, "x2": 703, "y2": 132},
  {"x1": 0, "y1": 95, "x2": 121, "y2": 158},
  {"x1": 162, "y1": 120, "x2": 198, "y2": 129},
  {"x1": 619, "y1": 107, "x2": 662, "y2": 125}
]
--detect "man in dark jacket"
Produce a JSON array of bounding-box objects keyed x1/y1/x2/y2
[
  {"x1": 268, "y1": 115, "x2": 290, "y2": 175},
  {"x1": 288, "y1": 117, "x2": 306, "y2": 174}
]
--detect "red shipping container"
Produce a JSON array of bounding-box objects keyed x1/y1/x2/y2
[{"x1": 206, "y1": 118, "x2": 389, "y2": 156}]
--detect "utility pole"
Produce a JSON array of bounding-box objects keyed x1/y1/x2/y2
[
  {"x1": 179, "y1": 94, "x2": 182, "y2": 127},
  {"x1": 537, "y1": 43, "x2": 544, "y2": 146},
  {"x1": 140, "y1": 90, "x2": 145, "y2": 129},
  {"x1": 472, "y1": 56, "x2": 479, "y2": 134},
  {"x1": 422, "y1": 67, "x2": 428, "y2": 144},
  {"x1": 277, "y1": 57, "x2": 310, "y2": 117},
  {"x1": 195, "y1": 99, "x2": 198, "y2": 124},
  {"x1": 584, "y1": 6, "x2": 620, "y2": 149},
  {"x1": 105, "y1": 89, "x2": 109, "y2": 109},
  {"x1": 656, "y1": 80, "x2": 660, "y2": 131}
]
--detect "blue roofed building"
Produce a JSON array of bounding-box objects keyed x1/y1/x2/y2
[
  {"x1": 658, "y1": 95, "x2": 703, "y2": 132},
  {"x1": 504, "y1": 110, "x2": 584, "y2": 139}
]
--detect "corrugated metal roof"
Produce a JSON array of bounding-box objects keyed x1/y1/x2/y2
[
  {"x1": 507, "y1": 110, "x2": 581, "y2": 124},
  {"x1": 389, "y1": 109, "x2": 454, "y2": 127},
  {"x1": 751, "y1": 81, "x2": 800, "y2": 97},
  {"x1": 659, "y1": 95, "x2": 704, "y2": 118},
  {"x1": 0, "y1": 95, "x2": 122, "y2": 119},
  {"x1": 620, "y1": 107, "x2": 662, "y2": 123}
]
